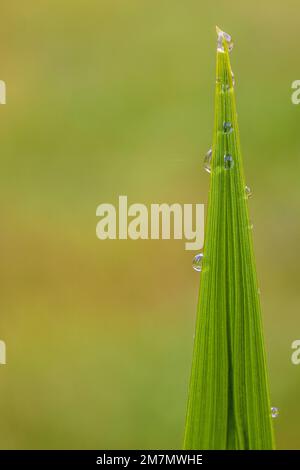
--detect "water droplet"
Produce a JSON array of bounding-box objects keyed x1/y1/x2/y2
[
  {"x1": 223, "y1": 121, "x2": 233, "y2": 134},
  {"x1": 216, "y1": 77, "x2": 230, "y2": 92},
  {"x1": 257, "y1": 288, "x2": 261, "y2": 295},
  {"x1": 204, "y1": 148, "x2": 212, "y2": 173},
  {"x1": 231, "y1": 71, "x2": 235, "y2": 87},
  {"x1": 221, "y1": 83, "x2": 230, "y2": 93},
  {"x1": 271, "y1": 407, "x2": 279, "y2": 419},
  {"x1": 216, "y1": 27, "x2": 234, "y2": 53},
  {"x1": 192, "y1": 253, "x2": 203, "y2": 272},
  {"x1": 248, "y1": 222, "x2": 254, "y2": 230},
  {"x1": 217, "y1": 71, "x2": 234, "y2": 92},
  {"x1": 224, "y1": 154, "x2": 234, "y2": 169},
  {"x1": 245, "y1": 185, "x2": 253, "y2": 198}
]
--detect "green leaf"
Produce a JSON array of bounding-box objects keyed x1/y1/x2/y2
[{"x1": 183, "y1": 28, "x2": 275, "y2": 450}]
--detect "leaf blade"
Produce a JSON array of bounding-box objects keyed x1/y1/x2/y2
[{"x1": 183, "y1": 31, "x2": 275, "y2": 450}]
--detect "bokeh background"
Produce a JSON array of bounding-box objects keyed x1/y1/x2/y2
[{"x1": 0, "y1": 0, "x2": 299, "y2": 449}]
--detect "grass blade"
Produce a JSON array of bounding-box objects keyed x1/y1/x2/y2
[{"x1": 183, "y1": 28, "x2": 275, "y2": 450}]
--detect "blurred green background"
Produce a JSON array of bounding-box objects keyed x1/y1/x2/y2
[{"x1": 0, "y1": 0, "x2": 299, "y2": 449}]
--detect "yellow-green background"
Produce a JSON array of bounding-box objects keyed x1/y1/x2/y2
[{"x1": 0, "y1": 0, "x2": 299, "y2": 449}]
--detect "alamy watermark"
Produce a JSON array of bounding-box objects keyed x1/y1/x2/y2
[
  {"x1": 0, "y1": 81, "x2": 6, "y2": 365},
  {"x1": 0, "y1": 80, "x2": 6, "y2": 104},
  {"x1": 291, "y1": 340, "x2": 300, "y2": 365},
  {"x1": 96, "y1": 196, "x2": 204, "y2": 250},
  {"x1": 0, "y1": 340, "x2": 6, "y2": 365},
  {"x1": 291, "y1": 80, "x2": 300, "y2": 104}
]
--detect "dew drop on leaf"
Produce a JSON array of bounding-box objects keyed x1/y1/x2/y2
[
  {"x1": 231, "y1": 71, "x2": 235, "y2": 87},
  {"x1": 216, "y1": 27, "x2": 234, "y2": 53},
  {"x1": 204, "y1": 148, "x2": 212, "y2": 174},
  {"x1": 271, "y1": 407, "x2": 279, "y2": 419},
  {"x1": 245, "y1": 185, "x2": 253, "y2": 198},
  {"x1": 192, "y1": 253, "x2": 203, "y2": 272},
  {"x1": 223, "y1": 121, "x2": 233, "y2": 134},
  {"x1": 224, "y1": 154, "x2": 234, "y2": 169},
  {"x1": 221, "y1": 83, "x2": 230, "y2": 93}
]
